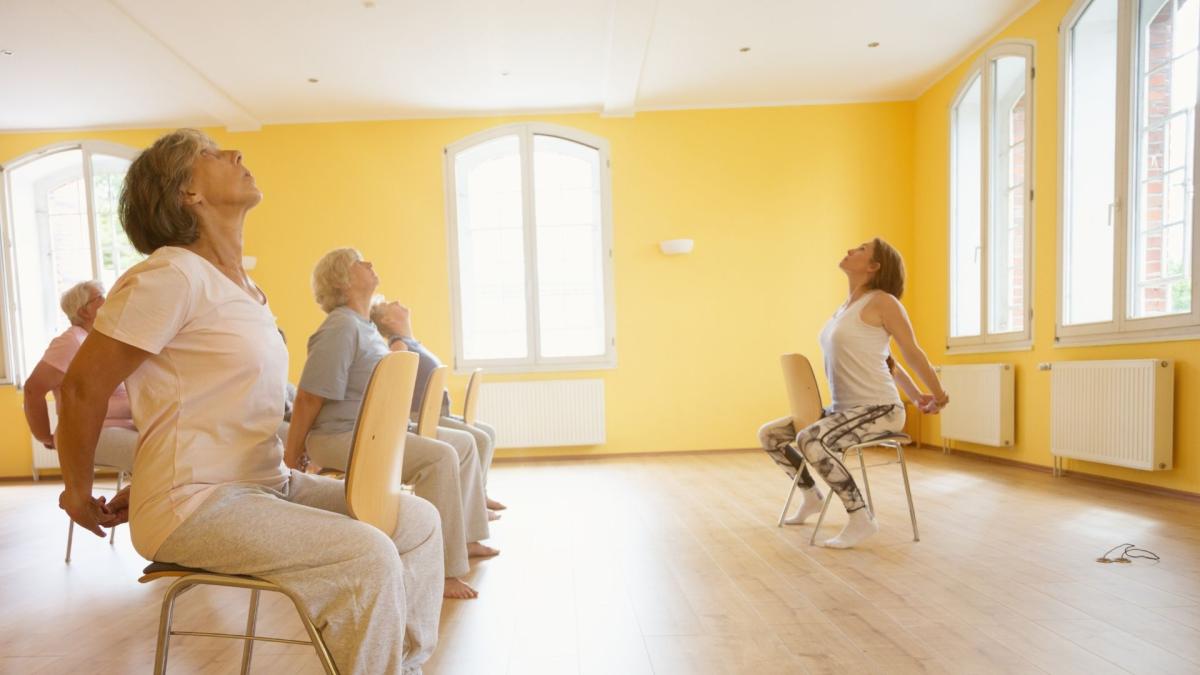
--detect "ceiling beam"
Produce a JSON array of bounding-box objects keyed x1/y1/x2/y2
[
  {"x1": 91, "y1": 0, "x2": 261, "y2": 131},
  {"x1": 601, "y1": 0, "x2": 658, "y2": 117}
]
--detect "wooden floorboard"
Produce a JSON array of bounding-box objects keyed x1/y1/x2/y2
[{"x1": 2, "y1": 447, "x2": 1198, "y2": 674}]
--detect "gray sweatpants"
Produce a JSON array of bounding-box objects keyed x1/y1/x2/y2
[
  {"x1": 94, "y1": 426, "x2": 137, "y2": 473},
  {"x1": 306, "y1": 428, "x2": 489, "y2": 578},
  {"x1": 154, "y1": 470, "x2": 444, "y2": 675},
  {"x1": 439, "y1": 417, "x2": 496, "y2": 485}
]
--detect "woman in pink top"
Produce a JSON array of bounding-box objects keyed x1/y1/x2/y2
[
  {"x1": 55, "y1": 129, "x2": 443, "y2": 674},
  {"x1": 23, "y1": 280, "x2": 136, "y2": 473},
  {"x1": 758, "y1": 239, "x2": 949, "y2": 548}
]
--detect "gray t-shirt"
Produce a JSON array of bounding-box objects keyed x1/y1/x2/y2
[
  {"x1": 300, "y1": 306, "x2": 390, "y2": 436},
  {"x1": 397, "y1": 336, "x2": 451, "y2": 416}
]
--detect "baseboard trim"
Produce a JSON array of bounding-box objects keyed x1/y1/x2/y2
[
  {"x1": 494, "y1": 446, "x2": 759, "y2": 463},
  {"x1": 918, "y1": 443, "x2": 1200, "y2": 502}
]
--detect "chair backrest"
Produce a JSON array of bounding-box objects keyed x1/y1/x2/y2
[
  {"x1": 780, "y1": 353, "x2": 824, "y2": 429},
  {"x1": 415, "y1": 365, "x2": 449, "y2": 438},
  {"x1": 345, "y1": 351, "x2": 419, "y2": 534},
  {"x1": 461, "y1": 368, "x2": 483, "y2": 425}
]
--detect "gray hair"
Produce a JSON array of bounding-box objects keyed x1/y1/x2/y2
[
  {"x1": 311, "y1": 248, "x2": 362, "y2": 313},
  {"x1": 60, "y1": 280, "x2": 104, "y2": 326},
  {"x1": 367, "y1": 295, "x2": 388, "y2": 333}
]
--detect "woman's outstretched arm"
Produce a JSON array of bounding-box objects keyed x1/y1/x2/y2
[{"x1": 877, "y1": 295, "x2": 949, "y2": 411}]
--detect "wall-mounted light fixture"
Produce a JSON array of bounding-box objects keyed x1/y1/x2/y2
[{"x1": 658, "y1": 239, "x2": 694, "y2": 255}]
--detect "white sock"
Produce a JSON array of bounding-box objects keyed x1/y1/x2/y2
[
  {"x1": 783, "y1": 487, "x2": 824, "y2": 525},
  {"x1": 823, "y1": 508, "x2": 878, "y2": 548}
]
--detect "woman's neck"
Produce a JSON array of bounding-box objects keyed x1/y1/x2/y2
[
  {"x1": 345, "y1": 292, "x2": 372, "y2": 319},
  {"x1": 845, "y1": 275, "x2": 872, "y2": 303},
  {"x1": 185, "y1": 212, "x2": 247, "y2": 283}
]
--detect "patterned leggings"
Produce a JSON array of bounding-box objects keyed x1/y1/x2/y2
[{"x1": 758, "y1": 404, "x2": 905, "y2": 512}]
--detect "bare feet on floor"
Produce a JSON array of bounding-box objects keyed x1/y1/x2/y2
[
  {"x1": 823, "y1": 509, "x2": 879, "y2": 549},
  {"x1": 444, "y1": 577, "x2": 478, "y2": 599},
  {"x1": 486, "y1": 497, "x2": 507, "y2": 510},
  {"x1": 467, "y1": 541, "x2": 500, "y2": 558},
  {"x1": 487, "y1": 509, "x2": 501, "y2": 521}
]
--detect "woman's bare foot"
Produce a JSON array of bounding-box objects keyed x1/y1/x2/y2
[
  {"x1": 487, "y1": 509, "x2": 502, "y2": 521},
  {"x1": 486, "y1": 497, "x2": 507, "y2": 510},
  {"x1": 467, "y1": 541, "x2": 500, "y2": 558},
  {"x1": 444, "y1": 577, "x2": 478, "y2": 599}
]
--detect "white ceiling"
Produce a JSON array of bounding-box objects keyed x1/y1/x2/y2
[{"x1": 0, "y1": 0, "x2": 1036, "y2": 132}]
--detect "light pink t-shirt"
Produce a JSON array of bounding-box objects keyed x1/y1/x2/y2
[
  {"x1": 41, "y1": 325, "x2": 135, "y2": 429},
  {"x1": 94, "y1": 246, "x2": 289, "y2": 559}
]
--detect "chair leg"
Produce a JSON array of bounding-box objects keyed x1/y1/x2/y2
[
  {"x1": 65, "y1": 519, "x2": 75, "y2": 564},
  {"x1": 240, "y1": 589, "x2": 261, "y2": 675},
  {"x1": 897, "y1": 446, "x2": 920, "y2": 542},
  {"x1": 110, "y1": 471, "x2": 125, "y2": 546},
  {"x1": 808, "y1": 491, "x2": 835, "y2": 546},
  {"x1": 277, "y1": 587, "x2": 339, "y2": 675},
  {"x1": 154, "y1": 579, "x2": 190, "y2": 675},
  {"x1": 777, "y1": 469, "x2": 805, "y2": 527},
  {"x1": 857, "y1": 447, "x2": 874, "y2": 517}
]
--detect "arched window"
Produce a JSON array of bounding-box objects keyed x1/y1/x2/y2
[
  {"x1": 0, "y1": 141, "x2": 144, "y2": 382},
  {"x1": 444, "y1": 124, "x2": 616, "y2": 371},
  {"x1": 949, "y1": 42, "x2": 1035, "y2": 351},
  {"x1": 1059, "y1": 0, "x2": 1198, "y2": 344}
]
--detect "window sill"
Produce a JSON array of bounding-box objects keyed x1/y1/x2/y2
[
  {"x1": 1053, "y1": 326, "x2": 1200, "y2": 348},
  {"x1": 945, "y1": 340, "x2": 1033, "y2": 355},
  {"x1": 454, "y1": 358, "x2": 618, "y2": 376}
]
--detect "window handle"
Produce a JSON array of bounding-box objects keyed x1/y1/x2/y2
[{"x1": 1107, "y1": 202, "x2": 1116, "y2": 229}]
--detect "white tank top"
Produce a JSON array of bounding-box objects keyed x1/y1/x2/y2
[{"x1": 818, "y1": 291, "x2": 902, "y2": 412}]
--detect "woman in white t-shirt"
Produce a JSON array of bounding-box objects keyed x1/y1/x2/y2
[
  {"x1": 55, "y1": 129, "x2": 444, "y2": 675},
  {"x1": 758, "y1": 239, "x2": 949, "y2": 548}
]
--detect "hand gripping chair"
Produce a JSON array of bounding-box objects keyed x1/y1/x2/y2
[{"x1": 138, "y1": 351, "x2": 420, "y2": 675}]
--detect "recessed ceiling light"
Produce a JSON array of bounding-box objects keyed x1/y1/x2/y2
[
  {"x1": 500, "y1": 71, "x2": 510, "y2": 77},
  {"x1": 307, "y1": 77, "x2": 319, "y2": 83},
  {"x1": 0, "y1": 49, "x2": 13, "y2": 56},
  {"x1": 739, "y1": 47, "x2": 751, "y2": 53},
  {"x1": 868, "y1": 42, "x2": 880, "y2": 48}
]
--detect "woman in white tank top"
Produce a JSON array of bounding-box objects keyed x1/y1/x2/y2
[{"x1": 758, "y1": 238, "x2": 948, "y2": 548}]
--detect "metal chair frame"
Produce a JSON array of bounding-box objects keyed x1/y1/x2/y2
[
  {"x1": 776, "y1": 433, "x2": 919, "y2": 545},
  {"x1": 140, "y1": 565, "x2": 337, "y2": 675}
]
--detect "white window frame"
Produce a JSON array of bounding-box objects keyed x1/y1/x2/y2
[
  {"x1": 948, "y1": 41, "x2": 1037, "y2": 354},
  {"x1": 0, "y1": 140, "x2": 140, "y2": 385},
  {"x1": 1057, "y1": 0, "x2": 1200, "y2": 346},
  {"x1": 443, "y1": 123, "x2": 617, "y2": 373}
]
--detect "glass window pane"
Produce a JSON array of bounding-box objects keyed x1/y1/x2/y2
[
  {"x1": 454, "y1": 135, "x2": 528, "y2": 360},
  {"x1": 7, "y1": 149, "x2": 90, "y2": 373},
  {"x1": 989, "y1": 55, "x2": 1028, "y2": 334},
  {"x1": 1131, "y1": 0, "x2": 1196, "y2": 318},
  {"x1": 951, "y1": 74, "x2": 982, "y2": 338},
  {"x1": 1064, "y1": 0, "x2": 1119, "y2": 325},
  {"x1": 533, "y1": 135, "x2": 606, "y2": 358},
  {"x1": 91, "y1": 154, "x2": 143, "y2": 288}
]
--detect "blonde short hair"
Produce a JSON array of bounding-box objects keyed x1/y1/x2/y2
[
  {"x1": 60, "y1": 280, "x2": 104, "y2": 326},
  {"x1": 312, "y1": 248, "x2": 362, "y2": 313},
  {"x1": 119, "y1": 129, "x2": 213, "y2": 254}
]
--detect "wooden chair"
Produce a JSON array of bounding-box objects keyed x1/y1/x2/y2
[
  {"x1": 776, "y1": 354, "x2": 919, "y2": 544},
  {"x1": 415, "y1": 365, "x2": 448, "y2": 438},
  {"x1": 139, "y1": 351, "x2": 420, "y2": 675},
  {"x1": 461, "y1": 368, "x2": 483, "y2": 425}
]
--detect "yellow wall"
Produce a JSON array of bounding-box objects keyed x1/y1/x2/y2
[
  {"x1": 910, "y1": 0, "x2": 1200, "y2": 494},
  {"x1": 0, "y1": 103, "x2": 915, "y2": 476}
]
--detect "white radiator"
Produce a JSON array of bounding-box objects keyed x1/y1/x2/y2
[
  {"x1": 936, "y1": 364, "x2": 1015, "y2": 447},
  {"x1": 1050, "y1": 359, "x2": 1174, "y2": 471},
  {"x1": 478, "y1": 379, "x2": 605, "y2": 448}
]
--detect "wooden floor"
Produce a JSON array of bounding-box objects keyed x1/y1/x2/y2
[{"x1": 2, "y1": 448, "x2": 1200, "y2": 675}]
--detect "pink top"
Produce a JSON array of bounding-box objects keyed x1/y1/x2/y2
[{"x1": 40, "y1": 325, "x2": 135, "y2": 430}]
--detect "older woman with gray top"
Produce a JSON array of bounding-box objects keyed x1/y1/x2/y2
[
  {"x1": 286, "y1": 247, "x2": 497, "y2": 600},
  {"x1": 370, "y1": 299, "x2": 504, "y2": 513},
  {"x1": 54, "y1": 129, "x2": 443, "y2": 675}
]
